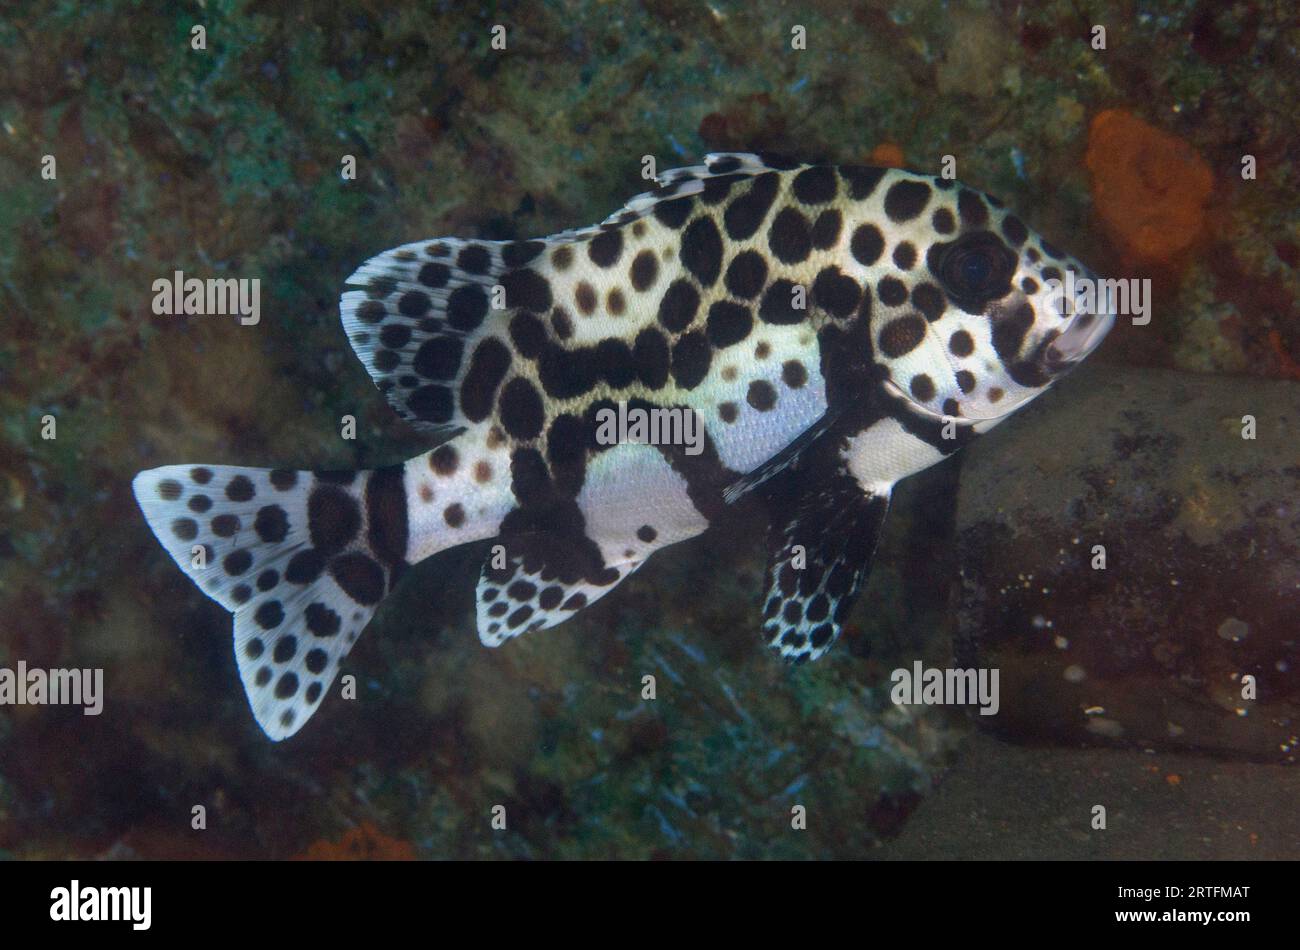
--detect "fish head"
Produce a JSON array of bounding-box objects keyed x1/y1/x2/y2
[{"x1": 867, "y1": 173, "x2": 1116, "y2": 426}]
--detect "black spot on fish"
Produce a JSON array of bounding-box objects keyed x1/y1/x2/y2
[
  {"x1": 509, "y1": 311, "x2": 548, "y2": 359},
  {"x1": 596, "y1": 338, "x2": 637, "y2": 388},
  {"x1": 879, "y1": 315, "x2": 927, "y2": 357},
  {"x1": 653, "y1": 196, "x2": 693, "y2": 229},
  {"x1": 408, "y1": 385, "x2": 454, "y2": 423},
  {"x1": 226, "y1": 475, "x2": 255, "y2": 502},
  {"x1": 838, "y1": 166, "x2": 886, "y2": 199},
  {"x1": 723, "y1": 172, "x2": 779, "y2": 241},
  {"x1": 850, "y1": 224, "x2": 885, "y2": 266},
  {"x1": 810, "y1": 209, "x2": 842, "y2": 249},
  {"x1": 746, "y1": 379, "x2": 777, "y2": 411},
  {"x1": 501, "y1": 269, "x2": 552, "y2": 313},
  {"x1": 255, "y1": 600, "x2": 285, "y2": 630},
  {"x1": 254, "y1": 505, "x2": 289, "y2": 543},
  {"x1": 812, "y1": 267, "x2": 861, "y2": 318},
  {"x1": 418, "y1": 263, "x2": 451, "y2": 288},
  {"x1": 634, "y1": 327, "x2": 671, "y2": 389},
  {"x1": 223, "y1": 550, "x2": 252, "y2": 576},
  {"x1": 446, "y1": 285, "x2": 488, "y2": 331},
  {"x1": 588, "y1": 229, "x2": 623, "y2": 268},
  {"x1": 681, "y1": 216, "x2": 724, "y2": 287},
  {"x1": 877, "y1": 277, "x2": 909, "y2": 307},
  {"x1": 305, "y1": 602, "x2": 341, "y2": 637},
  {"x1": 460, "y1": 337, "x2": 513, "y2": 423},
  {"x1": 724, "y1": 250, "x2": 768, "y2": 299},
  {"x1": 307, "y1": 484, "x2": 361, "y2": 555},
  {"x1": 768, "y1": 207, "x2": 812, "y2": 264},
  {"x1": 792, "y1": 165, "x2": 837, "y2": 204},
  {"x1": 759, "y1": 279, "x2": 803, "y2": 325},
  {"x1": 273, "y1": 635, "x2": 297, "y2": 663},
  {"x1": 706, "y1": 300, "x2": 753, "y2": 348},
  {"x1": 286, "y1": 549, "x2": 326, "y2": 584},
  {"x1": 1001, "y1": 214, "x2": 1028, "y2": 245},
  {"x1": 630, "y1": 250, "x2": 659, "y2": 291},
  {"x1": 398, "y1": 290, "x2": 431, "y2": 318},
  {"x1": 458, "y1": 244, "x2": 492, "y2": 274},
  {"x1": 275, "y1": 672, "x2": 299, "y2": 699},
  {"x1": 671, "y1": 331, "x2": 712, "y2": 389},
  {"x1": 502, "y1": 240, "x2": 545, "y2": 268},
  {"x1": 269, "y1": 469, "x2": 297, "y2": 491},
  {"x1": 413, "y1": 336, "x2": 463, "y2": 380},
  {"x1": 330, "y1": 552, "x2": 386, "y2": 605},
  {"x1": 657, "y1": 279, "x2": 700, "y2": 333},
  {"x1": 912, "y1": 283, "x2": 945, "y2": 322},
  {"x1": 883, "y1": 180, "x2": 931, "y2": 222},
  {"x1": 499, "y1": 377, "x2": 545, "y2": 440}
]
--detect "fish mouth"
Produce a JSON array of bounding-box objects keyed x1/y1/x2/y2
[
  {"x1": 1005, "y1": 280, "x2": 1116, "y2": 391},
  {"x1": 1043, "y1": 268, "x2": 1117, "y2": 370},
  {"x1": 1047, "y1": 305, "x2": 1115, "y2": 369}
]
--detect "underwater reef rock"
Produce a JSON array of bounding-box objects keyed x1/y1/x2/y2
[
  {"x1": 876, "y1": 732, "x2": 1300, "y2": 860},
  {"x1": 954, "y1": 363, "x2": 1298, "y2": 762}
]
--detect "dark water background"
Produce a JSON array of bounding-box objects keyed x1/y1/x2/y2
[{"x1": 0, "y1": 1, "x2": 1296, "y2": 859}]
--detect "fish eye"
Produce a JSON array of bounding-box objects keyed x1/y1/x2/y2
[
  {"x1": 961, "y1": 252, "x2": 992, "y2": 288},
  {"x1": 934, "y1": 232, "x2": 1015, "y2": 307}
]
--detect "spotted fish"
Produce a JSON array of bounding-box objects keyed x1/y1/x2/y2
[{"x1": 133, "y1": 152, "x2": 1115, "y2": 739}]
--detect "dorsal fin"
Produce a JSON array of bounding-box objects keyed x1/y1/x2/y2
[
  {"x1": 341, "y1": 239, "x2": 491, "y2": 436},
  {"x1": 594, "y1": 152, "x2": 796, "y2": 231},
  {"x1": 337, "y1": 152, "x2": 802, "y2": 438},
  {"x1": 655, "y1": 152, "x2": 793, "y2": 189},
  {"x1": 341, "y1": 234, "x2": 586, "y2": 437}
]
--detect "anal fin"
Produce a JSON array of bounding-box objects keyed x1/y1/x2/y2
[{"x1": 476, "y1": 531, "x2": 642, "y2": 645}]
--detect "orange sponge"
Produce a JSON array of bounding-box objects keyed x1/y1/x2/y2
[
  {"x1": 295, "y1": 821, "x2": 417, "y2": 861},
  {"x1": 1084, "y1": 110, "x2": 1213, "y2": 265},
  {"x1": 867, "y1": 141, "x2": 906, "y2": 168}
]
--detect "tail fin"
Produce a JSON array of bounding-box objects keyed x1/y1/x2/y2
[{"x1": 132, "y1": 463, "x2": 409, "y2": 740}]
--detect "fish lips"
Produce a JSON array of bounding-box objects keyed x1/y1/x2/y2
[
  {"x1": 1007, "y1": 310, "x2": 1114, "y2": 389},
  {"x1": 1044, "y1": 272, "x2": 1118, "y2": 370}
]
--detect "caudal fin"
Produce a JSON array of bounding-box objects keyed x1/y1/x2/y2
[{"x1": 132, "y1": 463, "x2": 409, "y2": 740}]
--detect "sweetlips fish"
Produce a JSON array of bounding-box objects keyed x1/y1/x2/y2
[{"x1": 133, "y1": 152, "x2": 1114, "y2": 739}]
